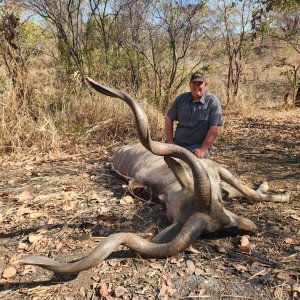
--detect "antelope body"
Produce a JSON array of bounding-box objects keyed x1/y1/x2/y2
[{"x1": 17, "y1": 78, "x2": 290, "y2": 275}]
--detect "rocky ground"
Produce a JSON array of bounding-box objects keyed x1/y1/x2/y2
[{"x1": 0, "y1": 109, "x2": 299, "y2": 300}]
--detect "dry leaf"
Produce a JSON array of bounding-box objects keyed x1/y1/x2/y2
[
  {"x1": 199, "y1": 288, "x2": 206, "y2": 295},
  {"x1": 92, "y1": 275, "x2": 100, "y2": 282},
  {"x1": 78, "y1": 287, "x2": 86, "y2": 297},
  {"x1": 25, "y1": 165, "x2": 34, "y2": 171},
  {"x1": 290, "y1": 215, "x2": 300, "y2": 221},
  {"x1": 284, "y1": 238, "x2": 294, "y2": 244},
  {"x1": 16, "y1": 206, "x2": 32, "y2": 216},
  {"x1": 239, "y1": 235, "x2": 250, "y2": 252},
  {"x1": 150, "y1": 262, "x2": 163, "y2": 270},
  {"x1": 185, "y1": 260, "x2": 196, "y2": 275},
  {"x1": 0, "y1": 191, "x2": 11, "y2": 197},
  {"x1": 28, "y1": 233, "x2": 43, "y2": 244},
  {"x1": 8, "y1": 179, "x2": 16, "y2": 185},
  {"x1": 64, "y1": 185, "x2": 76, "y2": 191},
  {"x1": 56, "y1": 242, "x2": 63, "y2": 250},
  {"x1": 186, "y1": 245, "x2": 200, "y2": 254},
  {"x1": 18, "y1": 191, "x2": 33, "y2": 202},
  {"x1": 218, "y1": 246, "x2": 227, "y2": 253},
  {"x1": 9, "y1": 254, "x2": 18, "y2": 264},
  {"x1": 99, "y1": 206, "x2": 111, "y2": 214},
  {"x1": 240, "y1": 235, "x2": 250, "y2": 246},
  {"x1": 99, "y1": 283, "x2": 109, "y2": 297},
  {"x1": 2, "y1": 266, "x2": 17, "y2": 278},
  {"x1": 170, "y1": 256, "x2": 184, "y2": 266},
  {"x1": 217, "y1": 263, "x2": 226, "y2": 271},
  {"x1": 86, "y1": 291, "x2": 93, "y2": 299},
  {"x1": 166, "y1": 280, "x2": 173, "y2": 287},
  {"x1": 61, "y1": 286, "x2": 71, "y2": 293},
  {"x1": 18, "y1": 241, "x2": 28, "y2": 250},
  {"x1": 234, "y1": 264, "x2": 248, "y2": 273},
  {"x1": 29, "y1": 212, "x2": 43, "y2": 219},
  {"x1": 159, "y1": 283, "x2": 176, "y2": 298},
  {"x1": 88, "y1": 192, "x2": 105, "y2": 202},
  {"x1": 293, "y1": 283, "x2": 300, "y2": 293},
  {"x1": 108, "y1": 259, "x2": 119, "y2": 267},
  {"x1": 21, "y1": 265, "x2": 36, "y2": 275},
  {"x1": 115, "y1": 286, "x2": 128, "y2": 297},
  {"x1": 48, "y1": 218, "x2": 54, "y2": 224},
  {"x1": 120, "y1": 195, "x2": 134, "y2": 205},
  {"x1": 63, "y1": 199, "x2": 76, "y2": 211},
  {"x1": 195, "y1": 268, "x2": 204, "y2": 276},
  {"x1": 277, "y1": 272, "x2": 290, "y2": 281}
]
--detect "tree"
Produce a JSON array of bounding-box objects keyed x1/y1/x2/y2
[
  {"x1": 88, "y1": 0, "x2": 123, "y2": 69},
  {"x1": 22, "y1": 0, "x2": 87, "y2": 79},
  {"x1": 87, "y1": 0, "x2": 150, "y2": 88},
  {"x1": 252, "y1": 0, "x2": 300, "y2": 106},
  {"x1": 0, "y1": 4, "x2": 30, "y2": 109},
  {"x1": 212, "y1": 0, "x2": 256, "y2": 108},
  {"x1": 135, "y1": 0, "x2": 214, "y2": 110}
]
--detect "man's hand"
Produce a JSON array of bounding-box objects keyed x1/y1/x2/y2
[
  {"x1": 192, "y1": 148, "x2": 207, "y2": 158},
  {"x1": 165, "y1": 116, "x2": 174, "y2": 144}
]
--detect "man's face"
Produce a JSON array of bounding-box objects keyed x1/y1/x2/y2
[{"x1": 189, "y1": 81, "x2": 206, "y2": 100}]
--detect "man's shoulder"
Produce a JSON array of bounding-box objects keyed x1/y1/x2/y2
[
  {"x1": 175, "y1": 92, "x2": 191, "y2": 102},
  {"x1": 205, "y1": 92, "x2": 220, "y2": 106}
]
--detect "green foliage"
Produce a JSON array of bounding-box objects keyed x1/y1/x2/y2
[
  {"x1": 57, "y1": 38, "x2": 75, "y2": 74},
  {"x1": 19, "y1": 18, "x2": 43, "y2": 44},
  {"x1": 202, "y1": 64, "x2": 211, "y2": 72},
  {"x1": 218, "y1": 135, "x2": 232, "y2": 143},
  {"x1": 265, "y1": 0, "x2": 300, "y2": 12}
]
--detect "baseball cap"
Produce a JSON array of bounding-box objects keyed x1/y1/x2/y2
[{"x1": 190, "y1": 72, "x2": 206, "y2": 83}]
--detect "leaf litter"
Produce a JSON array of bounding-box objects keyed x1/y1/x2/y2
[{"x1": 0, "y1": 111, "x2": 299, "y2": 299}]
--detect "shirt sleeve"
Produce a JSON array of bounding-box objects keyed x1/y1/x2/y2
[
  {"x1": 208, "y1": 100, "x2": 222, "y2": 126},
  {"x1": 167, "y1": 97, "x2": 179, "y2": 121}
]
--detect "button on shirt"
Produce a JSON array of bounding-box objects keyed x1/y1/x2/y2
[{"x1": 167, "y1": 91, "x2": 222, "y2": 146}]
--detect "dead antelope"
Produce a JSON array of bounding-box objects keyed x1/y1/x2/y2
[{"x1": 17, "y1": 78, "x2": 290, "y2": 274}]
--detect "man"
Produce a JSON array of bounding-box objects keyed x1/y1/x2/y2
[{"x1": 165, "y1": 71, "x2": 222, "y2": 158}]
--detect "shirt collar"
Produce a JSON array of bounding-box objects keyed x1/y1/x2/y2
[{"x1": 189, "y1": 91, "x2": 206, "y2": 104}]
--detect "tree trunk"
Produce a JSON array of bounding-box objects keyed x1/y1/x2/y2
[{"x1": 295, "y1": 85, "x2": 300, "y2": 107}]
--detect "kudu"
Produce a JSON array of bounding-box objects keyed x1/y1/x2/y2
[{"x1": 18, "y1": 78, "x2": 290, "y2": 274}]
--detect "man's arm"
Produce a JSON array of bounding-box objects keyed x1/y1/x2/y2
[
  {"x1": 192, "y1": 126, "x2": 219, "y2": 158},
  {"x1": 165, "y1": 115, "x2": 174, "y2": 144}
]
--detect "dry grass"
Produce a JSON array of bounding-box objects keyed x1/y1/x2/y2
[
  {"x1": 0, "y1": 40, "x2": 297, "y2": 156},
  {"x1": 0, "y1": 64, "x2": 165, "y2": 155}
]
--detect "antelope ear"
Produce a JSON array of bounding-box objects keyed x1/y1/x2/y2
[{"x1": 164, "y1": 156, "x2": 193, "y2": 189}]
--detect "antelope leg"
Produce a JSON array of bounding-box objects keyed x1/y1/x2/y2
[
  {"x1": 219, "y1": 166, "x2": 290, "y2": 202},
  {"x1": 222, "y1": 181, "x2": 269, "y2": 199},
  {"x1": 223, "y1": 208, "x2": 257, "y2": 233},
  {"x1": 128, "y1": 179, "x2": 146, "y2": 190},
  {"x1": 164, "y1": 157, "x2": 193, "y2": 189},
  {"x1": 151, "y1": 222, "x2": 182, "y2": 244}
]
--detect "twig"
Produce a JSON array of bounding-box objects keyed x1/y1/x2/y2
[
  {"x1": 248, "y1": 269, "x2": 266, "y2": 280},
  {"x1": 211, "y1": 255, "x2": 224, "y2": 261},
  {"x1": 220, "y1": 296, "x2": 259, "y2": 300},
  {"x1": 198, "y1": 241, "x2": 282, "y2": 267},
  {"x1": 229, "y1": 250, "x2": 282, "y2": 268},
  {"x1": 178, "y1": 296, "x2": 210, "y2": 299}
]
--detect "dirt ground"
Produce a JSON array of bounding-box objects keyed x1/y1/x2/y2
[{"x1": 0, "y1": 109, "x2": 299, "y2": 300}]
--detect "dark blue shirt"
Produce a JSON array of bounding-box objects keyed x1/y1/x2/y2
[{"x1": 167, "y1": 91, "x2": 222, "y2": 146}]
